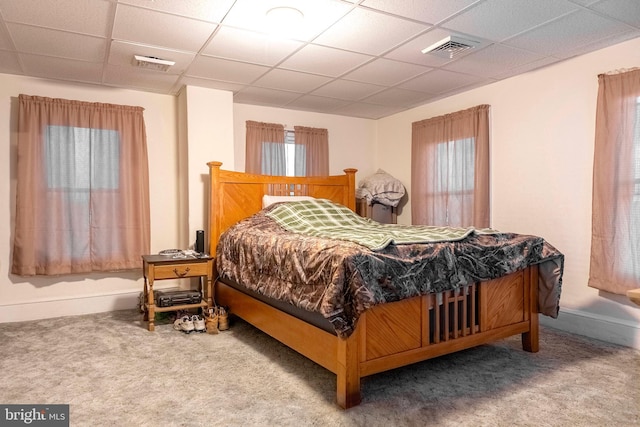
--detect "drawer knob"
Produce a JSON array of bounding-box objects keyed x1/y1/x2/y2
[{"x1": 173, "y1": 267, "x2": 190, "y2": 277}]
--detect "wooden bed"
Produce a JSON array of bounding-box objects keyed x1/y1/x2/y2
[{"x1": 207, "y1": 161, "x2": 539, "y2": 409}]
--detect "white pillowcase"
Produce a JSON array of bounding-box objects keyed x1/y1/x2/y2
[{"x1": 262, "y1": 195, "x2": 315, "y2": 208}]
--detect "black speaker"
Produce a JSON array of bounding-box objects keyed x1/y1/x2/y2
[{"x1": 195, "y1": 230, "x2": 204, "y2": 254}]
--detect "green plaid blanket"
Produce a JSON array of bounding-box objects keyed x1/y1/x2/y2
[{"x1": 266, "y1": 199, "x2": 493, "y2": 250}]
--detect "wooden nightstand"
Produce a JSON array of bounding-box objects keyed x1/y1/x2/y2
[{"x1": 141, "y1": 254, "x2": 214, "y2": 331}]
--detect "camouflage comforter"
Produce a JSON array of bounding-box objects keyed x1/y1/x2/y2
[{"x1": 216, "y1": 203, "x2": 564, "y2": 338}]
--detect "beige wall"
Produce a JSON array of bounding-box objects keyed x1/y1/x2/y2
[
  {"x1": 179, "y1": 86, "x2": 235, "y2": 250},
  {"x1": 377, "y1": 37, "x2": 640, "y2": 348}
]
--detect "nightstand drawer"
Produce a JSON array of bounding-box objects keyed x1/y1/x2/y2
[{"x1": 153, "y1": 262, "x2": 209, "y2": 279}]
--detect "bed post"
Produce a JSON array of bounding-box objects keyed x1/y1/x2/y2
[
  {"x1": 522, "y1": 265, "x2": 540, "y2": 353},
  {"x1": 336, "y1": 327, "x2": 361, "y2": 409},
  {"x1": 343, "y1": 168, "x2": 357, "y2": 211},
  {"x1": 207, "y1": 161, "x2": 222, "y2": 257}
]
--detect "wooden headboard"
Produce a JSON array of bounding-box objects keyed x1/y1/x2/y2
[{"x1": 207, "y1": 161, "x2": 357, "y2": 257}]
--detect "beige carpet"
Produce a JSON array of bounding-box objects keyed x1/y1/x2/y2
[{"x1": 0, "y1": 309, "x2": 638, "y2": 427}]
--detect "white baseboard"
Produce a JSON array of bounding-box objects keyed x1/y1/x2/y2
[
  {"x1": 0, "y1": 291, "x2": 140, "y2": 323},
  {"x1": 540, "y1": 307, "x2": 640, "y2": 350}
]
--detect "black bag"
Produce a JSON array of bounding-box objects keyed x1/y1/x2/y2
[{"x1": 155, "y1": 290, "x2": 202, "y2": 307}]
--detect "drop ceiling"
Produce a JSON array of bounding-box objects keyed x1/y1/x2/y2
[{"x1": 0, "y1": 0, "x2": 639, "y2": 119}]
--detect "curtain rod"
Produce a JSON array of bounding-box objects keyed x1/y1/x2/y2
[{"x1": 598, "y1": 67, "x2": 640, "y2": 77}]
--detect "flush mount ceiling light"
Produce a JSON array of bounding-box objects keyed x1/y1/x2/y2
[
  {"x1": 266, "y1": 6, "x2": 304, "y2": 23},
  {"x1": 132, "y1": 54, "x2": 175, "y2": 72},
  {"x1": 421, "y1": 36, "x2": 479, "y2": 59},
  {"x1": 265, "y1": 6, "x2": 304, "y2": 36}
]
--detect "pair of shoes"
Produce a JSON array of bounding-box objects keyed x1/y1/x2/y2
[
  {"x1": 192, "y1": 314, "x2": 206, "y2": 333},
  {"x1": 173, "y1": 315, "x2": 206, "y2": 334},
  {"x1": 217, "y1": 307, "x2": 229, "y2": 331},
  {"x1": 205, "y1": 310, "x2": 218, "y2": 334},
  {"x1": 204, "y1": 306, "x2": 229, "y2": 333},
  {"x1": 204, "y1": 307, "x2": 219, "y2": 334},
  {"x1": 174, "y1": 315, "x2": 194, "y2": 334}
]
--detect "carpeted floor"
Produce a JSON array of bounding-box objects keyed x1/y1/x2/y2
[{"x1": 0, "y1": 309, "x2": 637, "y2": 427}]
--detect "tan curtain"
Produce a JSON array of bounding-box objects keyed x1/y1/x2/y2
[
  {"x1": 589, "y1": 69, "x2": 640, "y2": 295},
  {"x1": 12, "y1": 94, "x2": 150, "y2": 276},
  {"x1": 411, "y1": 104, "x2": 490, "y2": 227},
  {"x1": 294, "y1": 126, "x2": 329, "y2": 176},
  {"x1": 245, "y1": 120, "x2": 285, "y2": 174}
]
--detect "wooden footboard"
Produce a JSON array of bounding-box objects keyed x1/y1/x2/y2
[{"x1": 216, "y1": 265, "x2": 539, "y2": 409}]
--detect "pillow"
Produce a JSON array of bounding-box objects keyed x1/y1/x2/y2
[{"x1": 262, "y1": 195, "x2": 315, "y2": 208}]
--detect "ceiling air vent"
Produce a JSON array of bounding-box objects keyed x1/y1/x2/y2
[
  {"x1": 421, "y1": 36, "x2": 479, "y2": 59},
  {"x1": 132, "y1": 55, "x2": 175, "y2": 72}
]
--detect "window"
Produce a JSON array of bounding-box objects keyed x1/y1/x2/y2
[
  {"x1": 284, "y1": 130, "x2": 303, "y2": 176},
  {"x1": 589, "y1": 69, "x2": 640, "y2": 295},
  {"x1": 12, "y1": 95, "x2": 150, "y2": 276},
  {"x1": 433, "y1": 137, "x2": 475, "y2": 225},
  {"x1": 46, "y1": 126, "x2": 120, "y2": 191},
  {"x1": 261, "y1": 130, "x2": 301, "y2": 176},
  {"x1": 411, "y1": 105, "x2": 490, "y2": 228},
  {"x1": 626, "y1": 98, "x2": 640, "y2": 277},
  {"x1": 245, "y1": 121, "x2": 328, "y2": 177},
  {"x1": 44, "y1": 125, "x2": 121, "y2": 261}
]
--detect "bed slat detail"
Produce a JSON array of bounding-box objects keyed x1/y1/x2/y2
[{"x1": 426, "y1": 285, "x2": 480, "y2": 345}]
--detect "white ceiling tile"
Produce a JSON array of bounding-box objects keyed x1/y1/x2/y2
[
  {"x1": 186, "y1": 56, "x2": 270, "y2": 83},
  {"x1": 360, "y1": 0, "x2": 480, "y2": 24},
  {"x1": 342, "y1": 58, "x2": 431, "y2": 86},
  {"x1": 362, "y1": 87, "x2": 436, "y2": 107},
  {"x1": 234, "y1": 86, "x2": 302, "y2": 106},
  {"x1": 0, "y1": 0, "x2": 113, "y2": 37},
  {"x1": 398, "y1": 69, "x2": 487, "y2": 94},
  {"x1": 19, "y1": 54, "x2": 103, "y2": 84},
  {"x1": 179, "y1": 76, "x2": 246, "y2": 93},
  {"x1": 253, "y1": 69, "x2": 332, "y2": 92},
  {"x1": 568, "y1": 0, "x2": 600, "y2": 5},
  {"x1": 0, "y1": 50, "x2": 22, "y2": 74},
  {"x1": 0, "y1": 18, "x2": 14, "y2": 50},
  {"x1": 108, "y1": 41, "x2": 195, "y2": 74},
  {"x1": 117, "y1": 0, "x2": 235, "y2": 23},
  {"x1": 311, "y1": 79, "x2": 385, "y2": 101},
  {"x1": 312, "y1": 7, "x2": 429, "y2": 55},
  {"x1": 587, "y1": 0, "x2": 640, "y2": 28},
  {"x1": 553, "y1": 30, "x2": 640, "y2": 60},
  {"x1": 491, "y1": 56, "x2": 562, "y2": 80},
  {"x1": 280, "y1": 44, "x2": 373, "y2": 76},
  {"x1": 202, "y1": 26, "x2": 303, "y2": 66},
  {"x1": 8, "y1": 23, "x2": 106, "y2": 62},
  {"x1": 443, "y1": 0, "x2": 579, "y2": 42},
  {"x1": 286, "y1": 95, "x2": 351, "y2": 112},
  {"x1": 113, "y1": 4, "x2": 217, "y2": 52},
  {"x1": 221, "y1": 0, "x2": 352, "y2": 41},
  {"x1": 332, "y1": 102, "x2": 406, "y2": 120},
  {"x1": 505, "y1": 9, "x2": 634, "y2": 56},
  {"x1": 443, "y1": 44, "x2": 547, "y2": 78},
  {"x1": 104, "y1": 64, "x2": 180, "y2": 93}
]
